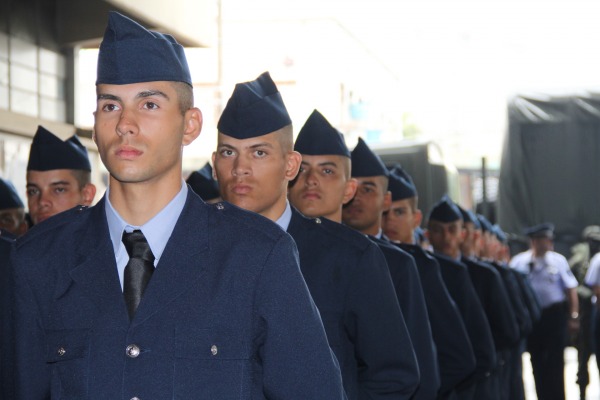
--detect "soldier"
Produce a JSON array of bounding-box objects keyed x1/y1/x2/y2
[
  {"x1": 214, "y1": 77, "x2": 419, "y2": 399},
  {"x1": 0, "y1": 178, "x2": 27, "y2": 238},
  {"x1": 186, "y1": 162, "x2": 221, "y2": 203},
  {"x1": 458, "y1": 209, "x2": 523, "y2": 399},
  {"x1": 339, "y1": 136, "x2": 440, "y2": 399},
  {"x1": 426, "y1": 197, "x2": 497, "y2": 400},
  {"x1": 583, "y1": 227, "x2": 600, "y2": 393},
  {"x1": 290, "y1": 115, "x2": 434, "y2": 399},
  {"x1": 484, "y1": 221, "x2": 535, "y2": 400},
  {"x1": 8, "y1": 13, "x2": 346, "y2": 399},
  {"x1": 382, "y1": 165, "x2": 476, "y2": 399},
  {"x1": 571, "y1": 225, "x2": 600, "y2": 400},
  {"x1": 510, "y1": 223, "x2": 579, "y2": 400},
  {"x1": 25, "y1": 126, "x2": 96, "y2": 225}
]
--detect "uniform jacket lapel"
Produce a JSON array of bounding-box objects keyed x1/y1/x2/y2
[
  {"x1": 66, "y1": 198, "x2": 129, "y2": 327},
  {"x1": 131, "y1": 192, "x2": 210, "y2": 325}
]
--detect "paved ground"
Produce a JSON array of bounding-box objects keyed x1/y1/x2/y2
[{"x1": 523, "y1": 348, "x2": 599, "y2": 400}]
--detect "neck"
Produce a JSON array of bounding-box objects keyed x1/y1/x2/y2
[
  {"x1": 323, "y1": 207, "x2": 342, "y2": 223},
  {"x1": 533, "y1": 249, "x2": 547, "y2": 258},
  {"x1": 360, "y1": 222, "x2": 381, "y2": 237},
  {"x1": 439, "y1": 248, "x2": 461, "y2": 260},
  {"x1": 261, "y1": 194, "x2": 288, "y2": 223},
  {"x1": 108, "y1": 174, "x2": 182, "y2": 226}
]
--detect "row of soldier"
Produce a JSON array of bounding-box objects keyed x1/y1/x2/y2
[{"x1": 0, "y1": 10, "x2": 575, "y2": 400}]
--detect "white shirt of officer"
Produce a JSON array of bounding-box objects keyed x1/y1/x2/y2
[{"x1": 510, "y1": 249, "x2": 578, "y2": 309}]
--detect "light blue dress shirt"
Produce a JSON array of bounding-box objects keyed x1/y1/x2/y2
[
  {"x1": 105, "y1": 181, "x2": 188, "y2": 289},
  {"x1": 275, "y1": 201, "x2": 292, "y2": 231}
]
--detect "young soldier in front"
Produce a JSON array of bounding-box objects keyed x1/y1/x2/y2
[{"x1": 8, "y1": 13, "x2": 345, "y2": 399}]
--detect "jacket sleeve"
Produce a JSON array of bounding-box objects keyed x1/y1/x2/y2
[
  {"x1": 346, "y1": 243, "x2": 420, "y2": 399},
  {"x1": 255, "y1": 233, "x2": 347, "y2": 400},
  {"x1": 10, "y1": 249, "x2": 51, "y2": 400}
]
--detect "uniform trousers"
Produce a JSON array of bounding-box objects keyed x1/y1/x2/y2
[{"x1": 527, "y1": 301, "x2": 568, "y2": 400}]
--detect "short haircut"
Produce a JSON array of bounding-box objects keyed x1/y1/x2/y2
[
  {"x1": 407, "y1": 196, "x2": 418, "y2": 212},
  {"x1": 342, "y1": 157, "x2": 352, "y2": 180},
  {"x1": 70, "y1": 170, "x2": 92, "y2": 190},
  {"x1": 277, "y1": 124, "x2": 294, "y2": 153},
  {"x1": 172, "y1": 81, "x2": 194, "y2": 115}
]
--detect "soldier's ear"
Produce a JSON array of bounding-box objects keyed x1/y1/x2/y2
[
  {"x1": 81, "y1": 183, "x2": 97, "y2": 206},
  {"x1": 284, "y1": 151, "x2": 302, "y2": 182},
  {"x1": 383, "y1": 191, "x2": 392, "y2": 212},
  {"x1": 342, "y1": 178, "x2": 358, "y2": 205},
  {"x1": 182, "y1": 107, "x2": 202, "y2": 146},
  {"x1": 413, "y1": 209, "x2": 423, "y2": 229}
]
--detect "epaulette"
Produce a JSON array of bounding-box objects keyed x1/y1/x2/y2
[
  {"x1": 316, "y1": 217, "x2": 373, "y2": 251},
  {"x1": 206, "y1": 200, "x2": 287, "y2": 242},
  {"x1": 15, "y1": 205, "x2": 90, "y2": 249}
]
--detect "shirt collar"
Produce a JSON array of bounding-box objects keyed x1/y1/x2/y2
[
  {"x1": 275, "y1": 201, "x2": 292, "y2": 231},
  {"x1": 105, "y1": 181, "x2": 188, "y2": 263}
]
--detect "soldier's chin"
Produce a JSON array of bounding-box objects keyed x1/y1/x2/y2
[{"x1": 34, "y1": 214, "x2": 50, "y2": 224}]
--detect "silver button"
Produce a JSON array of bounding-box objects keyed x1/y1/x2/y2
[
  {"x1": 216, "y1": 203, "x2": 224, "y2": 210},
  {"x1": 126, "y1": 344, "x2": 140, "y2": 358},
  {"x1": 131, "y1": 397, "x2": 140, "y2": 400},
  {"x1": 315, "y1": 217, "x2": 321, "y2": 224},
  {"x1": 57, "y1": 347, "x2": 66, "y2": 356},
  {"x1": 211, "y1": 345, "x2": 218, "y2": 356}
]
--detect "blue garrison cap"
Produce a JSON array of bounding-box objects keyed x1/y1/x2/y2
[
  {"x1": 0, "y1": 178, "x2": 24, "y2": 210},
  {"x1": 477, "y1": 214, "x2": 494, "y2": 233},
  {"x1": 524, "y1": 222, "x2": 554, "y2": 238},
  {"x1": 457, "y1": 205, "x2": 480, "y2": 229},
  {"x1": 218, "y1": 72, "x2": 291, "y2": 139},
  {"x1": 493, "y1": 224, "x2": 507, "y2": 243},
  {"x1": 186, "y1": 162, "x2": 220, "y2": 201},
  {"x1": 388, "y1": 165, "x2": 417, "y2": 201},
  {"x1": 27, "y1": 126, "x2": 91, "y2": 172},
  {"x1": 294, "y1": 110, "x2": 350, "y2": 157},
  {"x1": 428, "y1": 195, "x2": 462, "y2": 223},
  {"x1": 97, "y1": 12, "x2": 192, "y2": 86},
  {"x1": 351, "y1": 138, "x2": 389, "y2": 177}
]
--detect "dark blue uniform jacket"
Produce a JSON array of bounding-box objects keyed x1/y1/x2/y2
[
  {"x1": 432, "y1": 254, "x2": 496, "y2": 397},
  {"x1": 398, "y1": 244, "x2": 475, "y2": 400},
  {"x1": 8, "y1": 192, "x2": 347, "y2": 400},
  {"x1": 287, "y1": 208, "x2": 419, "y2": 400},
  {"x1": 370, "y1": 236, "x2": 440, "y2": 400}
]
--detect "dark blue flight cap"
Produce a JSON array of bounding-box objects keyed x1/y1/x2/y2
[
  {"x1": 294, "y1": 110, "x2": 350, "y2": 157},
  {"x1": 523, "y1": 222, "x2": 555, "y2": 238},
  {"x1": 388, "y1": 165, "x2": 417, "y2": 201},
  {"x1": 186, "y1": 162, "x2": 220, "y2": 201},
  {"x1": 218, "y1": 72, "x2": 292, "y2": 139},
  {"x1": 477, "y1": 214, "x2": 494, "y2": 233},
  {"x1": 350, "y1": 138, "x2": 389, "y2": 178},
  {"x1": 27, "y1": 126, "x2": 91, "y2": 172},
  {"x1": 428, "y1": 195, "x2": 462, "y2": 223},
  {"x1": 0, "y1": 178, "x2": 24, "y2": 209},
  {"x1": 457, "y1": 205, "x2": 481, "y2": 229},
  {"x1": 493, "y1": 224, "x2": 507, "y2": 243},
  {"x1": 97, "y1": 12, "x2": 192, "y2": 86}
]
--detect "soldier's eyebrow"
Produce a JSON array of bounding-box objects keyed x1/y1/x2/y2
[
  {"x1": 317, "y1": 162, "x2": 338, "y2": 169},
  {"x1": 248, "y1": 142, "x2": 274, "y2": 150},
  {"x1": 96, "y1": 90, "x2": 170, "y2": 101},
  {"x1": 136, "y1": 90, "x2": 170, "y2": 100},
  {"x1": 97, "y1": 94, "x2": 120, "y2": 101}
]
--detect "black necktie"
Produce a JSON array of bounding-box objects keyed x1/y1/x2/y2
[{"x1": 122, "y1": 230, "x2": 155, "y2": 320}]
